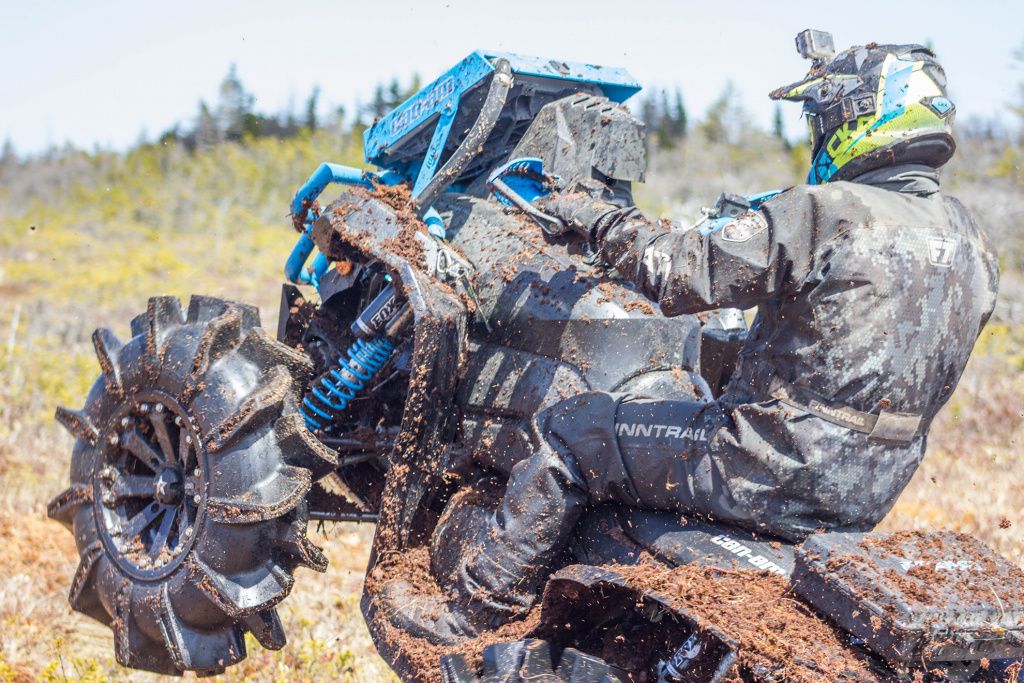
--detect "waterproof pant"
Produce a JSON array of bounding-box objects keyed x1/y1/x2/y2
[
  {"x1": 445, "y1": 390, "x2": 924, "y2": 615},
  {"x1": 449, "y1": 392, "x2": 727, "y2": 615}
]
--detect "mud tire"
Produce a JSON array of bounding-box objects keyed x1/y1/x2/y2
[
  {"x1": 48, "y1": 296, "x2": 336, "y2": 676},
  {"x1": 441, "y1": 639, "x2": 621, "y2": 683}
]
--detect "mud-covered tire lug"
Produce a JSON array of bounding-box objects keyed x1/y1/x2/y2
[
  {"x1": 48, "y1": 295, "x2": 323, "y2": 676},
  {"x1": 441, "y1": 639, "x2": 622, "y2": 683}
]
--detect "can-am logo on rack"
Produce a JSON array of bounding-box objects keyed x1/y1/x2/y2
[
  {"x1": 389, "y1": 76, "x2": 456, "y2": 139},
  {"x1": 710, "y1": 534, "x2": 787, "y2": 576}
]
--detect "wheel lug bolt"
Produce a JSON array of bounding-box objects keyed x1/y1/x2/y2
[
  {"x1": 184, "y1": 527, "x2": 193, "y2": 537},
  {"x1": 120, "y1": 416, "x2": 130, "y2": 428},
  {"x1": 102, "y1": 491, "x2": 117, "y2": 507},
  {"x1": 174, "y1": 416, "x2": 183, "y2": 426},
  {"x1": 140, "y1": 403, "x2": 150, "y2": 414},
  {"x1": 193, "y1": 494, "x2": 201, "y2": 504},
  {"x1": 108, "y1": 433, "x2": 119, "y2": 446},
  {"x1": 100, "y1": 465, "x2": 117, "y2": 482},
  {"x1": 155, "y1": 403, "x2": 165, "y2": 413},
  {"x1": 193, "y1": 468, "x2": 201, "y2": 477},
  {"x1": 184, "y1": 435, "x2": 192, "y2": 445}
]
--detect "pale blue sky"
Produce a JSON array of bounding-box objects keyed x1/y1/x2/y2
[{"x1": 2, "y1": 0, "x2": 1022, "y2": 153}]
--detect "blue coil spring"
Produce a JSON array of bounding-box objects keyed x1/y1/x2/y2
[{"x1": 301, "y1": 336, "x2": 396, "y2": 431}]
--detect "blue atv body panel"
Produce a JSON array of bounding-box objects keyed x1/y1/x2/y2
[
  {"x1": 363, "y1": 49, "x2": 641, "y2": 176},
  {"x1": 286, "y1": 50, "x2": 641, "y2": 289}
]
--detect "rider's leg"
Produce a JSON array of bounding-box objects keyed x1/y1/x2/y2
[
  {"x1": 373, "y1": 398, "x2": 596, "y2": 645},
  {"x1": 446, "y1": 393, "x2": 728, "y2": 616},
  {"x1": 409, "y1": 386, "x2": 926, "y2": 643},
  {"x1": 381, "y1": 391, "x2": 790, "y2": 645}
]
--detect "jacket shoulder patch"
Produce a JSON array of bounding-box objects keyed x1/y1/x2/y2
[
  {"x1": 720, "y1": 212, "x2": 769, "y2": 243},
  {"x1": 926, "y1": 235, "x2": 958, "y2": 267}
]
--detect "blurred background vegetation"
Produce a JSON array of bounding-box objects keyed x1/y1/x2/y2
[{"x1": 0, "y1": 60, "x2": 1022, "y2": 682}]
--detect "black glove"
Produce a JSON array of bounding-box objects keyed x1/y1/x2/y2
[{"x1": 533, "y1": 193, "x2": 622, "y2": 240}]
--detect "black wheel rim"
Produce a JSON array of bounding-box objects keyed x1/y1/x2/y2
[{"x1": 95, "y1": 390, "x2": 206, "y2": 580}]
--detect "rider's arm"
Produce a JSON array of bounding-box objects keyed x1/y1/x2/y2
[{"x1": 589, "y1": 191, "x2": 819, "y2": 316}]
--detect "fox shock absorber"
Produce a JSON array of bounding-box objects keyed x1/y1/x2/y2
[
  {"x1": 657, "y1": 632, "x2": 703, "y2": 682},
  {"x1": 301, "y1": 283, "x2": 413, "y2": 432}
]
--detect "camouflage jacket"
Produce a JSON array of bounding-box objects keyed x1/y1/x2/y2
[
  {"x1": 587, "y1": 169, "x2": 1000, "y2": 536},
  {"x1": 600, "y1": 171, "x2": 999, "y2": 426}
]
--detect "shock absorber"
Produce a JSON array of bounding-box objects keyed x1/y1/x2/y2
[{"x1": 301, "y1": 283, "x2": 413, "y2": 432}]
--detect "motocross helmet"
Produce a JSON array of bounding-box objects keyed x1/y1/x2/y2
[{"x1": 770, "y1": 29, "x2": 956, "y2": 185}]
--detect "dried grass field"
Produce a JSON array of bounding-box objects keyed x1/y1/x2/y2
[{"x1": 0, "y1": 133, "x2": 1021, "y2": 682}]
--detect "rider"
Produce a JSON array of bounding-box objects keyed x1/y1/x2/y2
[{"x1": 382, "y1": 32, "x2": 1000, "y2": 643}]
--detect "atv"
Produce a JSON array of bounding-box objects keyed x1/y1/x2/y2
[{"x1": 48, "y1": 51, "x2": 1024, "y2": 682}]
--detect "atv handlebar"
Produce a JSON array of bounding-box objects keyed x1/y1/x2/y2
[
  {"x1": 284, "y1": 164, "x2": 404, "y2": 286},
  {"x1": 486, "y1": 157, "x2": 567, "y2": 235}
]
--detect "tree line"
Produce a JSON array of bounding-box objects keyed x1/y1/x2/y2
[
  {"x1": 4, "y1": 48, "x2": 1024, "y2": 164},
  {"x1": 151, "y1": 65, "x2": 423, "y2": 151},
  {"x1": 162, "y1": 66, "x2": 796, "y2": 152}
]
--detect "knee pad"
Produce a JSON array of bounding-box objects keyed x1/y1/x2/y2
[{"x1": 536, "y1": 392, "x2": 640, "y2": 505}]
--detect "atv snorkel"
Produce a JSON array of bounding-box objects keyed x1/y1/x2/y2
[{"x1": 413, "y1": 59, "x2": 512, "y2": 213}]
